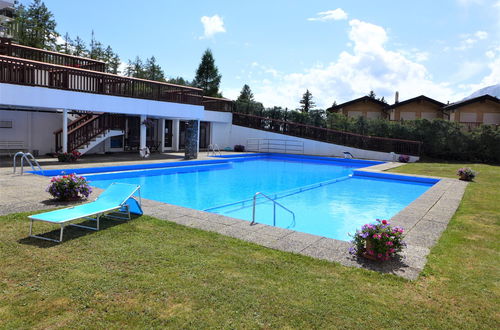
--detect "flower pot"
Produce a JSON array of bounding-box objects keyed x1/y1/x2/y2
[
  {"x1": 362, "y1": 239, "x2": 378, "y2": 261},
  {"x1": 459, "y1": 174, "x2": 471, "y2": 181}
]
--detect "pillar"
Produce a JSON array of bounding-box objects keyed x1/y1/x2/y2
[
  {"x1": 140, "y1": 115, "x2": 147, "y2": 151},
  {"x1": 184, "y1": 120, "x2": 199, "y2": 160},
  {"x1": 196, "y1": 120, "x2": 200, "y2": 155},
  {"x1": 160, "y1": 118, "x2": 166, "y2": 153},
  {"x1": 62, "y1": 109, "x2": 68, "y2": 153},
  {"x1": 172, "y1": 119, "x2": 180, "y2": 151}
]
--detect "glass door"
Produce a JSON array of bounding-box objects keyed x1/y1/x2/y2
[{"x1": 164, "y1": 120, "x2": 173, "y2": 149}]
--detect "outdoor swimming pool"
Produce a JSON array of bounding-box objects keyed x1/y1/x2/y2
[{"x1": 35, "y1": 154, "x2": 438, "y2": 241}]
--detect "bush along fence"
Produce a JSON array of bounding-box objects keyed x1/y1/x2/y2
[
  {"x1": 233, "y1": 101, "x2": 500, "y2": 163},
  {"x1": 233, "y1": 113, "x2": 422, "y2": 156}
]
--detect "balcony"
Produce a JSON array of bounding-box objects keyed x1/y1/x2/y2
[
  {"x1": 203, "y1": 96, "x2": 234, "y2": 112},
  {"x1": 0, "y1": 55, "x2": 204, "y2": 107},
  {"x1": 0, "y1": 37, "x2": 106, "y2": 71}
]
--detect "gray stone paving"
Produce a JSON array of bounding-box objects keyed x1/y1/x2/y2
[{"x1": 0, "y1": 156, "x2": 467, "y2": 280}]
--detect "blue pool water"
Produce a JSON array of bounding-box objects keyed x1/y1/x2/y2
[{"x1": 36, "y1": 154, "x2": 437, "y2": 241}]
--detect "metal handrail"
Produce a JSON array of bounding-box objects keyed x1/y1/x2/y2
[
  {"x1": 207, "y1": 143, "x2": 221, "y2": 156},
  {"x1": 251, "y1": 192, "x2": 296, "y2": 227},
  {"x1": 247, "y1": 138, "x2": 304, "y2": 154},
  {"x1": 13, "y1": 152, "x2": 43, "y2": 175}
]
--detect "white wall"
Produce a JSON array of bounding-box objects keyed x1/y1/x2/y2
[
  {"x1": 213, "y1": 124, "x2": 419, "y2": 162},
  {"x1": 0, "y1": 110, "x2": 61, "y2": 155},
  {"x1": 0, "y1": 83, "x2": 205, "y2": 119}
]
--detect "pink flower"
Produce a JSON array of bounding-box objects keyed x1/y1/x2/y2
[
  {"x1": 386, "y1": 241, "x2": 394, "y2": 246},
  {"x1": 382, "y1": 220, "x2": 388, "y2": 225}
]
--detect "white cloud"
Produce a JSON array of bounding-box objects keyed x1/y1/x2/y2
[
  {"x1": 245, "y1": 19, "x2": 459, "y2": 108},
  {"x1": 452, "y1": 61, "x2": 485, "y2": 82},
  {"x1": 457, "y1": 0, "x2": 484, "y2": 5},
  {"x1": 200, "y1": 15, "x2": 226, "y2": 39},
  {"x1": 308, "y1": 9, "x2": 348, "y2": 21},
  {"x1": 455, "y1": 30, "x2": 489, "y2": 50},
  {"x1": 474, "y1": 31, "x2": 488, "y2": 39}
]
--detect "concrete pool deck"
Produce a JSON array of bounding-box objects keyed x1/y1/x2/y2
[{"x1": 0, "y1": 153, "x2": 467, "y2": 280}]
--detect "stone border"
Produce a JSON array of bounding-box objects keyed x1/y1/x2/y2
[{"x1": 0, "y1": 159, "x2": 467, "y2": 280}]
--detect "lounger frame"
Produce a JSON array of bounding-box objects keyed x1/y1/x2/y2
[{"x1": 29, "y1": 184, "x2": 141, "y2": 243}]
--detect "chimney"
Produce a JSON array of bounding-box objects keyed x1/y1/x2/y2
[{"x1": 395, "y1": 91, "x2": 399, "y2": 104}]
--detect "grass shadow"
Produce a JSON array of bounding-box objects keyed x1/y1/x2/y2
[
  {"x1": 349, "y1": 254, "x2": 414, "y2": 277},
  {"x1": 18, "y1": 214, "x2": 142, "y2": 248}
]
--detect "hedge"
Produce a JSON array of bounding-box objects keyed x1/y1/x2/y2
[{"x1": 234, "y1": 101, "x2": 500, "y2": 163}]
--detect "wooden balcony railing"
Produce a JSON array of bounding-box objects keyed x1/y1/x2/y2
[
  {"x1": 233, "y1": 113, "x2": 423, "y2": 156},
  {"x1": 203, "y1": 96, "x2": 234, "y2": 112},
  {"x1": 55, "y1": 113, "x2": 126, "y2": 152},
  {"x1": 0, "y1": 37, "x2": 106, "y2": 71},
  {"x1": 0, "y1": 55, "x2": 204, "y2": 106}
]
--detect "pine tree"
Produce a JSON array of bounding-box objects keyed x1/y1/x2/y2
[
  {"x1": 168, "y1": 77, "x2": 191, "y2": 86},
  {"x1": 299, "y1": 89, "x2": 315, "y2": 113},
  {"x1": 72, "y1": 36, "x2": 87, "y2": 57},
  {"x1": 11, "y1": 0, "x2": 58, "y2": 50},
  {"x1": 104, "y1": 46, "x2": 120, "y2": 74},
  {"x1": 193, "y1": 49, "x2": 222, "y2": 97},
  {"x1": 89, "y1": 30, "x2": 105, "y2": 60},
  {"x1": 125, "y1": 56, "x2": 145, "y2": 78},
  {"x1": 61, "y1": 32, "x2": 72, "y2": 54},
  {"x1": 237, "y1": 84, "x2": 254, "y2": 102},
  {"x1": 144, "y1": 56, "x2": 165, "y2": 82},
  {"x1": 367, "y1": 90, "x2": 377, "y2": 99}
]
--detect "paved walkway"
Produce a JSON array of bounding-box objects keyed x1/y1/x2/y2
[{"x1": 0, "y1": 154, "x2": 467, "y2": 280}]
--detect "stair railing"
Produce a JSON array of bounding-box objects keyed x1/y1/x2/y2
[
  {"x1": 54, "y1": 113, "x2": 125, "y2": 152},
  {"x1": 251, "y1": 192, "x2": 296, "y2": 227}
]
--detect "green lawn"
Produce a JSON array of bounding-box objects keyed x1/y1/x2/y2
[{"x1": 0, "y1": 163, "x2": 499, "y2": 328}]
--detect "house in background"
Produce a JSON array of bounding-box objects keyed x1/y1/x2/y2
[
  {"x1": 443, "y1": 94, "x2": 500, "y2": 129},
  {"x1": 0, "y1": 0, "x2": 14, "y2": 38},
  {"x1": 327, "y1": 96, "x2": 389, "y2": 119},
  {"x1": 388, "y1": 95, "x2": 445, "y2": 121}
]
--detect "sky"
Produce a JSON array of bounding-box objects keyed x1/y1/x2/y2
[{"x1": 24, "y1": 0, "x2": 500, "y2": 108}]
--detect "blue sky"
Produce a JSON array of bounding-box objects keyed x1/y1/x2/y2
[{"x1": 30, "y1": 0, "x2": 500, "y2": 108}]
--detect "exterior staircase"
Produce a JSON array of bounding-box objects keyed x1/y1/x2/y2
[
  {"x1": 54, "y1": 113, "x2": 125, "y2": 155},
  {"x1": 76, "y1": 129, "x2": 124, "y2": 154}
]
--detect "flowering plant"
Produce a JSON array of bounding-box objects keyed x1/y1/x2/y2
[
  {"x1": 57, "y1": 150, "x2": 81, "y2": 162},
  {"x1": 457, "y1": 167, "x2": 476, "y2": 181},
  {"x1": 46, "y1": 173, "x2": 92, "y2": 201},
  {"x1": 350, "y1": 219, "x2": 406, "y2": 261},
  {"x1": 141, "y1": 118, "x2": 154, "y2": 128},
  {"x1": 398, "y1": 154, "x2": 410, "y2": 163}
]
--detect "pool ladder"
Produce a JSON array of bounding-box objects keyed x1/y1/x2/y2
[
  {"x1": 13, "y1": 152, "x2": 44, "y2": 175},
  {"x1": 207, "y1": 143, "x2": 221, "y2": 156},
  {"x1": 251, "y1": 192, "x2": 296, "y2": 227}
]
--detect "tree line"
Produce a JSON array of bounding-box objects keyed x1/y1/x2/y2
[{"x1": 7, "y1": 0, "x2": 223, "y2": 97}]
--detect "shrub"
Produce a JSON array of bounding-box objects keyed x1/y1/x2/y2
[
  {"x1": 234, "y1": 145, "x2": 245, "y2": 152},
  {"x1": 457, "y1": 167, "x2": 476, "y2": 181},
  {"x1": 46, "y1": 174, "x2": 92, "y2": 201},
  {"x1": 58, "y1": 150, "x2": 81, "y2": 162},
  {"x1": 398, "y1": 155, "x2": 410, "y2": 163},
  {"x1": 350, "y1": 219, "x2": 406, "y2": 261}
]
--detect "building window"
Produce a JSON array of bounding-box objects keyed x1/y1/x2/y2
[{"x1": 0, "y1": 121, "x2": 13, "y2": 128}]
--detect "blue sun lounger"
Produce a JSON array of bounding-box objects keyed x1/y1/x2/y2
[{"x1": 28, "y1": 183, "x2": 142, "y2": 243}]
